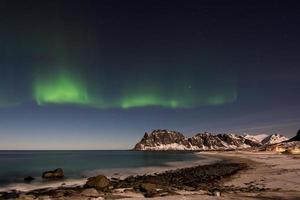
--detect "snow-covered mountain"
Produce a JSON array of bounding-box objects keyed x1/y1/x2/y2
[
  {"x1": 244, "y1": 134, "x2": 269, "y2": 143},
  {"x1": 261, "y1": 134, "x2": 289, "y2": 145},
  {"x1": 244, "y1": 133, "x2": 289, "y2": 145},
  {"x1": 133, "y1": 130, "x2": 261, "y2": 151}
]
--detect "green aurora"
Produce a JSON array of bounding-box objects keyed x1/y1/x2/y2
[
  {"x1": 34, "y1": 71, "x2": 90, "y2": 106},
  {"x1": 32, "y1": 70, "x2": 237, "y2": 109}
]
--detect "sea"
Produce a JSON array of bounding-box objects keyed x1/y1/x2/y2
[{"x1": 0, "y1": 150, "x2": 201, "y2": 188}]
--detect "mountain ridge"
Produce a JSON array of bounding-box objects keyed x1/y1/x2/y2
[{"x1": 133, "y1": 129, "x2": 289, "y2": 151}]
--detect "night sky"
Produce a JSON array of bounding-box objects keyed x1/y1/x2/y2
[{"x1": 0, "y1": 0, "x2": 299, "y2": 149}]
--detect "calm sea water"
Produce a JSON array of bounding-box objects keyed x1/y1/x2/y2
[{"x1": 0, "y1": 150, "x2": 200, "y2": 186}]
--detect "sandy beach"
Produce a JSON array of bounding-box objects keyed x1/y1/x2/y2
[
  {"x1": 1, "y1": 151, "x2": 299, "y2": 200},
  {"x1": 120, "y1": 151, "x2": 300, "y2": 200}
]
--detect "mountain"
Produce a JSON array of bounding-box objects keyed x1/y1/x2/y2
[
  {"x1": 244, "y1": 134, "x2": 269, "y2": 143},
  {"x1": 133, "y1": 130, "x2": 261, "y2": 151},
  {"x1": 261, "y1": 134, "x2": 289, "y2": 145},
  {"x1": 133, "y1": 130, "x2": 193, "y2": 150}
]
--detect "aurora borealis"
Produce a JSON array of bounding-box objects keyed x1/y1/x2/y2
[
  {"x1": 32, "y1": 68, "x2": 237, "y2": 109},
  {"x1": 0, "y1": 0, "x2": 300, "y2": 149},
  {"x1": 34, "y1": 70, "x2": 90, "y2": 106}
]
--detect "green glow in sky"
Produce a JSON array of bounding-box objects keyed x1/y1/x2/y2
[
  {"x1": 32, "y1": 70, "x2": 237, "y2": 109},
  {"x1": 120, "y1": 95, "x2": 181, "y2": 109},
  {"x1": 34, "y1": 71, "x2": 90, "y2": 105}
]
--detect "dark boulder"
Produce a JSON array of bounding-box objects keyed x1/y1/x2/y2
[
  {"x1": 139, "y1": 183, "x2": 161, "y2": 197},
  {"x1": 42, "y1": 168, "x2": 64, "y2": 179},
  {"x1": 24, "y1": 176, "x2": 35, "y2": 182},
  {"x1": 85, "y1": 175, "x2": 110, "y2": 190}
]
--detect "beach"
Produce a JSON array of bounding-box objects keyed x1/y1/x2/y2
[
  {"x1": 121, "y1": 151, "x2": 300, "y2": 200},
  {"x1": 1, "y1": 151, "x2": 299, "y2": 200}
]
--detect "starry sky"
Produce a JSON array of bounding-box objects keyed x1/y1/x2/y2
[{"x1": 0, "y1": 0, "x2": 299, "y2": 149}]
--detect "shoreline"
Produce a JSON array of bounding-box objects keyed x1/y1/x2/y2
[
  {"x1": 0, "y1": 153, "x2": 221, "y2": 193},
  {"x1": 1, "y1": 151, "x2": 299, "y2": 199}
]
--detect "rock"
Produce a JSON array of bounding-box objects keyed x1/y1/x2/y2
[
  {"x1": 213, "y1": 190, "x2": 221, "y2": 196},
  {"x1": 19, "y1": 194, "x2": 36, "y2": 200},
  {"x1": 42, "y1": 168, "x2": 64, "y2": 179},
  {"x1": 85, "y1": 175, "x2": 110, "y2": 190},
  {"x1": 80, "y1": 188, "x2": 100, "y2": 197},
  {"x1": 24, "y1": 176, "x2": 35, "y2": 182},
  {"x1": 139, "y1": 183, "x2": 157, "y2": 192},
  {"x1": 37, "y1": 196, "x2": 51, "y2": 200},
  {"x1": 182, "y1": 186, "x2": 195, "y2": 191},
  {"x1": 139, "y1": 183, "x2": 159, "y2": 197},
  {"x1": 1, "y1": 191, "x2": 19, "y2": 199},
  {"x1": 92, "y1": 197, "x2": 104, "y2": 200},
  {"x1": 53, "y1": 191, "x2": 65, "y2": 198}
]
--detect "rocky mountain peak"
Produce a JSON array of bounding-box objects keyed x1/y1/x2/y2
[
  {"x1": 133, "y1": 130, "x2": 262, "y2": 151},
  {"x1": 133, "y1": 129, "x2": 192, "y2": 150}
]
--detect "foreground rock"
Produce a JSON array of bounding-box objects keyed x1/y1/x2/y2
[
  {"x1": 85, "y1": 175, "x2": 110, "y2": 190},
  {"x1": 80, "y1": 188, "x2": 100, "y2": 197},
  {"x1": 18, "y1": 194, "x2": 35, "y2": 200},
  {"x1": 42, "y1": 168, "x2": 64, "y2": 179}
]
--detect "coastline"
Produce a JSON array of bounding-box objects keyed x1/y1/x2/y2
[
  {"x1": 0, "y1": 153, "x2": 221, "y2": 193},
  {"x1": 116, "y1": 151, "x2": 300, "y2": 200},
  {"x1": 1, "y1": 151, "x2": 299, "y2": 200}
]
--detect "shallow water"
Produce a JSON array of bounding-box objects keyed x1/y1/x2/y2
[{"x1": 0, "y1": 150, "x2": 201, "y2": 186}]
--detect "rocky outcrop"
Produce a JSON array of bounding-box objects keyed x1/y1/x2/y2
[
  {"x1": 42, "y1": 168, "x2": 64, "y2": 179},
  {"x1": 85, "y1": 175, "x2": 110, "y2": 190},
  {"x1": 133, "y1": 130, "x2": 261, "y2": 151}
]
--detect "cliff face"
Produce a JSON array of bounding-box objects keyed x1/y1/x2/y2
[{"x1": 133, "y1": 130, "x2": 261, "y2": 151}]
